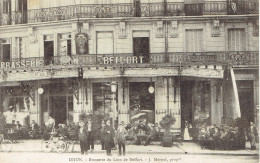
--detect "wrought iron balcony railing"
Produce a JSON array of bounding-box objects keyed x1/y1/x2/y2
[
  {"x1": 0, "y1": 1, "x2": 258, "y2": 26},
  {"x1": 3, "y1": 51, "x2": 258, "y2": 70}
]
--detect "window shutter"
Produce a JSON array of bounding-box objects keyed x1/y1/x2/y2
[
  {"x1": 185, "y1": 29, "x2": 203, "y2": 52},
  {"x1": 97, "y1": 32, "x2": 113, "y2": 54}
]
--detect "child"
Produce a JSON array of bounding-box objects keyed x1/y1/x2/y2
[{"x1": 78, "y1": 120, "x2": 89, "y2": 155}]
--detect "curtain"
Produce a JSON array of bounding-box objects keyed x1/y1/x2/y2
[{"x1": 228, "y1": 29, "x2": 246, "y2": 51}]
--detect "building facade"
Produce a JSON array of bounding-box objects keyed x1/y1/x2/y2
[{"x1": 0, "y1": 0, "x2": 258, "y2": 133}]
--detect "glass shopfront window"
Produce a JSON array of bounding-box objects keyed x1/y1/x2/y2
[
  {"x1": 129, "y1": 82, "x2": 155, "y2": 124},
  {"x1": 2, "y1": 87, "x2": 30, "y2": 125},
  {"x1": 93, "y1": 83, "x2": 118, "y2": 116}
]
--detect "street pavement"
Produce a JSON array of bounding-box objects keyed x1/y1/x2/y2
[{"x1": 0, "y1": 140, "x2": 259, "y2": 163}]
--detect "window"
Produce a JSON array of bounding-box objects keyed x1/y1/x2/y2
[
  {"x1": 1, "y1": 38, "x2": 11, "y2": 62},
  {"x1": 18, "y1": 0, "x2": 27, "y2": 12},
  {"x1": 185, "y1": 29, "x2": 203, "y2": 52},
  {"x1": 134, "y1": 0, "x2": 141, "y2": 17},
  {"x1": 228, "y1": 29, "x2": 246, "y2": 51},
  {"x1": 59, "y1": 33, "x2": 71, "y2": 56},
  {"x1": 44, "y1": 35, "x2": 54, "y2": 65},
  {"x1": 93, "y1": 83, "x2": 117, "y2": 115},
  {"x1": 3, "y1": 0, "x2": 11, "y2": 13},
  {"x1": 129, "y1": 82, "x2": 155, "y2": 123},
  {"x1": 184, "y1": 0, "x2": 204, "y2": 16},
  {"x1": 96, "y1": 32, "x2": 113, "y2": 54}
]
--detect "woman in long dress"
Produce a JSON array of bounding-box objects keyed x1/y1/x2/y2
[{"x1": 183, "y1": 121, "x2": 191, "y2": 141}]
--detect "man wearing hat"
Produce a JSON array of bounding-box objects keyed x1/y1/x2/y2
[
  {"x1": 104, "y1": 120, "x2": 114, "y2": 156},
  {"x1": 116, "y1": 121, "x2": 128, "y2": 156},
  {"x1": 100, "y1": 121, "x2": 106, "y2": 150}
]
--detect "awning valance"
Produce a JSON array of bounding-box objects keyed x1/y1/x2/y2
[{"x1": 83, "y1": 67, "x2": 224, "y2": 79}]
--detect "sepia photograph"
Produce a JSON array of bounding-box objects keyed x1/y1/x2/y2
[{"x1": 0, "y1": 0, "x2": 259, "y2": 162}]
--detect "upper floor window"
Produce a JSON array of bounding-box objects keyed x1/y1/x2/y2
[
  {"x1": 184, "y1": 0, "x2": 204, "y2": 16},
  {"x1": 185, "y1": 29, "x2": 203, "y2": 52},
  {"x1": 2, "y1": 0, "x2": 11, "y2": 13},
  {"x1": 44, "y1": 35, "x2": 54, "y2": 65},
  {"x1": 0, "y1": 38, "x2": 11, "y2": 62},
  {"x1": 96, "y1": 32, "x2": 113, "y2": 54},
  {"x1": 59, "y1": 33, "x2": 71, "y2": 56},
  {"x1": 228, "y1": 29, "x2": 246, "y2": 51}
]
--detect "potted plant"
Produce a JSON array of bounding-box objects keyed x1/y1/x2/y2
[{"x1": 159, "y1": 114, "x2": 176, "y2": 147}]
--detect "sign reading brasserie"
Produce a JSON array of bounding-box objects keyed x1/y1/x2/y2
[{"x1": 0, "y1": 56, "x2": 144, "y2": 69}]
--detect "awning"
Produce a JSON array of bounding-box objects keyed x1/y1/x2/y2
[
  {"x1": 184, "y1": 0, "x2": 204, "y2": 4},
  {"x1": 83, "y1": 67, "x2": 224, "y2": 79}
]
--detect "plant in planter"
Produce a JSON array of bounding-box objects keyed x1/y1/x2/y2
[{"x1": 159, "y1": 114, "x2": 176, "y2": 147}]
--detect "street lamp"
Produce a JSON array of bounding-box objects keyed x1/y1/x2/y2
[
  {"x1": 148, "y1": 78, "x2": 154, "y2": 94},
  {"x1": 110, "y1": 81, "x2": 117, "y2": 128},
  {"x1": 38, "y1": 88, "x2": 44, "y2": 95}
]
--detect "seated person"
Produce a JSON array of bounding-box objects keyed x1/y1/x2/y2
[
  {"x1": 137, "y1": 121, "x2": 147, "y2": 133},
  {"x1": 144, "y1": 124, "x2": 156, "y2": 146},
  {"x1": 15, "y1": 121, "x2": 22, "y2": 131},
  {"x1": 31, "y1": 120, "x2": 39, "y2": 131},
  {"x1": 212, "y1": 127, "x2": 221, "y2": 140},
  {"x1": 56, "y1": 124, "x2": 68, "y2": 137}
]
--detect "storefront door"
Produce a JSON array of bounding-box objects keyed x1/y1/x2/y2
[
  {"x1": 50, "y1": 96, "x2": 67, "y2": 125},
  {"x1": 180, "y1": 81, "x2": 193, "y2": 129},
  {"x1": 129, "y1": 82, "x2": 155, "y2": 124}
]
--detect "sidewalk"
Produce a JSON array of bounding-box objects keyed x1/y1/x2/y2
[{"x1": 7, "y1": 140, "x2": 259, "y2": 156}]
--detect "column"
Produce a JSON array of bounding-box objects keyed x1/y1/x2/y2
[
  {"x1": 210, "y1": 80, "x2": 223, "y2": 125},
  {"x1": 73, "y1": 80, "x2": 84, "y2": 123},
  {"x1": 118, "y1": 78, "x2": 129, "y2": 125},
  {"x1": 155, "y1": 77, "x2": 167, "y2": 124}
]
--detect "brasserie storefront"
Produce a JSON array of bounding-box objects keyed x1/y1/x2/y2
[{"x1": 0, "y1": 55, "x2": 228, "y2": 133}]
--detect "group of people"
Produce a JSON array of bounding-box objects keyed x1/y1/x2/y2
[
  {"x1": 188, "y1": 121, "x2": 258, "y2": 150},
  {"x1": 125, "y1": 120, "x2": 161, "y2": 146},
  {"x1": 78, "y1": 119, "x2": 127, "y2": 156}
]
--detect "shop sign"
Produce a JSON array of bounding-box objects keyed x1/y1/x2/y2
[
  {"x1": 1, "y1": 59, "x2": 44, "y2": 69},
  {"x1": 6, "y1": 71, "x2": 50, "y2": 81},
  {"x1": 53, "y1": 70, "x2": 78, "y2": 78},
  {"x1": 100, "y1": 56, "x2": 144, "y2": 64}
]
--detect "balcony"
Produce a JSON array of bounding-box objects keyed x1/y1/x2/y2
[
  {"x1": 0, "y1": 0, "x2": 258, "y2": 26},
  {"x1": 3, "y1": 51, "x2": 258, "y2": 70}
]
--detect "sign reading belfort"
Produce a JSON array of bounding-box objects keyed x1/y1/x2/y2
[{"x1": 0, "y1": 56, "x2": 144, "y2": 68}]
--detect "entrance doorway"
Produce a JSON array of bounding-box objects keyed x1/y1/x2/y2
[
  {"x1": 133, "y1": 37, "x2": 150, "y2": 63},
  {"x1": 180, "y1": 81, "x2": 193, "y2": 129},
  {"x1": 50, "y1": 96, "x2": 67, "y2": 125},
  {"x1": 237, "y1": 81, "x2": 254, "y2": 125}
]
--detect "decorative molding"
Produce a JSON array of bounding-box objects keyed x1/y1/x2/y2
[
  {"x1": 119, "y1": 22, "x2": 126, "y2": 39},
  {"x1": 28, "y1": 27, "x2": 38, "y2": 44},
  {"x1": 212, "y1": 20, "x2": 220, "y2": 37},
  {"x1": 253, "y1": 19, "x2": 259, "y2": 36},
  {"x1": 19, "y1": 81, "x2": 37, "y2": 105},
  {"x1": 156, "y1": 21, "x2": 164, "y2": 38},
  {"x1": 169, "y1": 21, "x2": 178, "y2": 38}
]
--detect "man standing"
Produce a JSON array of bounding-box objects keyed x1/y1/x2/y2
[
  {"x1": 104, "y1": 120, "x2": 114, "y2": 156},
  {"x1": 0, "y1": 112, "x2": 6, "y2": 135},
  {"x1": 248, "y1": 122, "x2": 258, "y2": 150},
  {"x1": 87, "y1": 120, "x2": 95, "y2": 152},
  {"x1": 116, "y1": 122, "x2": 127, "y2": 156},
  {"x1": 100, "y1": 121, "x2": 106, "y2": 150},
  {"x1": 78, "y1": 120, "x2": 89, "y2": 155}
]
